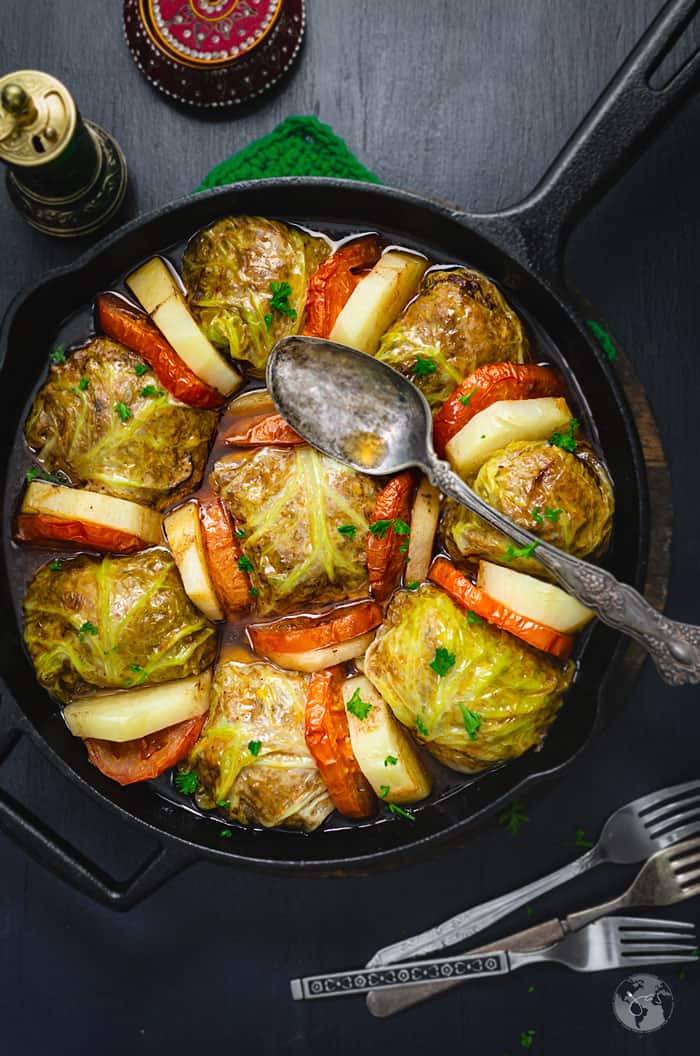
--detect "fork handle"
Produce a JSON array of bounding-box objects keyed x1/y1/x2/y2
[
  {"x1": 366, "y1": 845, "x2": 601, "y2": 967},
  {"x1": 426, "y1": 456, "x2": 700, "y2": 686}
]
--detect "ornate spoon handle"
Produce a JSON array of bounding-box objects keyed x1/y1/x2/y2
[{"x1": 426, "y1": 456, "x2": 700, "y2": 686}]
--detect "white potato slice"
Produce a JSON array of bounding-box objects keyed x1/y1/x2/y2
[
  {"x1": 404, "y1": 476, "x2": 440, "y2": 584},
  {"x1": 446, "y1": 397, "x2": 573, "y2": 478},
  {"x1": 263, "y1": 632, "x2": 376, "y2": 673},
  {"x1": 163, "y1": 501, "x2": 223, "y2": 621},
  {"x1": 477, "y1": 560, "x2": 594, "y2": 633},
  {"x1": 329, "y1": 250, "x2": 428, "y2": 354},
  {"x1": 21, "y1": 482, "x2": 162, "y2": 545},
  {"x1": 63, "y1": 670, "x2": 212, "y2": 742},
  {"x1": 342, "y1": 675, "x2": 431, "y2": 804},
  {"x1": 126, "y1": 257, "x2": 241, "y2": 397}
]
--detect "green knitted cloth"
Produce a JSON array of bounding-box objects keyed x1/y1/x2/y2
[{"x1": 196, "y1": 115, "x2": 381, "y2": 189}]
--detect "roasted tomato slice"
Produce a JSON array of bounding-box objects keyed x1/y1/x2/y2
[
  {"x1": 429, "y1": 557, "x2": 574, "y2": 659},
  {"x1": 432, "y1": 363, "x2": 564, "y2": 458},
  {"x1": 198, "y1": 497, "x2": 251, "y2": 616},
  {"x1": 97, "y1": 293, "x2": 225, "y2": 410},
  {"x1": 367, "y1": 471, "x2": 414, "y2": 602},
  {"x1": 304, "y1": 235, "x2": 383, "y2": 338},
  {"x1": 305, "y1": 667, "x2": 376, "y2": 819},
  {"x1": 248, "y1": 601, "x2": 383, "y2": 655},
  {"x1": 84, "y1": 714, "x2": 206, "y2": 786},
  {"x1": 15, "y1": 513, "x2": 146, "y2": 554},
  {"x1": 224, "y1": 412, "x2": 303, "y2": 447}
]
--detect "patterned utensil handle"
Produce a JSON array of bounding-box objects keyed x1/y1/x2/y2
[
  {"x1": 290, "y1": 950, "x2": 509, "y2": 1000},
  {"x1": 426, "y1": 456, "x2": 700, "y2": 686}
]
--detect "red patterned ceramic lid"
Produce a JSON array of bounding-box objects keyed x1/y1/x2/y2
[{"x1": 123, "y1": 0, "x2": 305, "y2": 107}]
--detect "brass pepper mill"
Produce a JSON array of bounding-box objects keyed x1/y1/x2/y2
[{"x1": 0, "y1": 70, "x2": 127, "y2": 237}]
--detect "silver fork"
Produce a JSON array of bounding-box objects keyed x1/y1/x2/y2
[
  {"x1": 368, "y1": 836, "x2": 700, "y2": 1017},
  {"x1": 366, "y1": 776, "x2": 700, "y2": 969},
  {"x1": 291, "y1": 917, "x2": 697, "y2": 1000}
]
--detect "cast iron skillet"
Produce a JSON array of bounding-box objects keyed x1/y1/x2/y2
[{"x1": 0, "y1": 0, "x2": 698, "y2": 909}]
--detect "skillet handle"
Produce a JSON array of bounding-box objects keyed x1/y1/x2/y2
[
  {"x1": 466, "y1": 0, "x2": 700, "y2": 280},
  {"x1": 0, "y1": 692, "x2": 196, "y2": 911}
]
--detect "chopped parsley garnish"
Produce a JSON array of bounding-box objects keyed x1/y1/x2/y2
[
  {"x1": 415, "y1": 714, "x2": 429, "y2": 736},
  {"x1": 216, "y1": 800, "x2": 230, "y2": 809},
  {"x1": 379, "y1": 785, "x2": 390, "y2": 799},
  {"x1": 548, "y1": 417, "x2": 579, "y2": 452},
  {"x1": 237, "y1": 554, "x2": 254, "y2": 573},
  {"x1": 458, "y1": 704, "x2": 481, "y2": 740},
  {"x1": 388, "y1": 803, "x2": 415, "y2": 821},
  {"x1": 26, "y1": 467, "x2": 39, "y2": 482},
  {"x1": 234, "y1": 528, "x2": 246, "y2": 538},
  {"x1": 265, "y1": 281, "x2": 297, "y2": 328},
  {"x1": 134, "y1": 362, "x2": 151, "y2": 376},
  {"x1": 575, "y1": 826, "x2": 594, "y2": 849},
  {"x1": 526, "y1": 905, "x2": 535, "y2": 919},
  {"x1": 519, "y1": 1029, "x2": 536, "y2": 1049},
  {"x1": 429, "y1": 646, "x2": 456, "y2": 677},
  {"x1": 140, "y1": 384, "x2": 164, "y2": 398},
  {"x1": 25, "y1": 466, "x2": 67, "y2": 485},
  {"x1": 249, "y1": 587, "x2": 259, "y2": 597},
  {"x1": 248, "y1": 740, "x2": 262, "y2": 756},
  {"x1": 411, "y1": 356, "x2": 437, "y2": 377},
  {"x1": 78, "y1": 620, "x2": 98, "y2": 639},
  {"x1": 393, "y1": 518, "x2": 410, "y2": 536},
  {"x1": 368, "y1": 519, "x2": 394, "y2": 539},
  {"x1": 384, "y1": 755, "x2": 398, "y2": 767},
  {"x1": 78, "y1": 377, "x2": 89, "y2": 391},
  {"x1": 586, "y1": 319, "x2": 617, "y2": 362},
  {"x1": 544, "y1": 506, "x2": 563, "y2": 523},
  {"x1": 114, "y1": 401, "x2": 131, "y2": 422},
  {"x1": 458, "y1": 385, "x2": 479, "y2": 407},
  {"x1": 220, "y1": 828, "x2": 233, "y2": 838},
  {"x1": 531, "y1": 507, "x2": 543, "y2": 526},
  {"x1": 504, "y1": 541, "x2": 539, "y2": 562},
  {"x1": 175, "y1": 770, "x2": 198, "y2": 795},
  {"x1": 48, "y1": 559, "x2": 62, "y2": 571},
  {"x1": 405, "y1": 581, "x2": 420, "y2": 591},
  {"x1": 50, "y1": 345, "x2": 66, "y2": 364},
  {"x1": 466, "y1": 609, "x2": 483, "y2": 625},
  {"x1": 498, "y1": 800, "x2": 530, "y2": 837},
  {"x1": 346, "y1": 688, "x2": 372, "y2": 720},
  {"x1": 399, "y1": 541, "x2": 409, "y2": 554},
  {"x1": 126, "y1": 663, "x2": 147, "y2": 686},
  {"x1": 337, "y1": 524, "x2": 357, "y2": 538}
]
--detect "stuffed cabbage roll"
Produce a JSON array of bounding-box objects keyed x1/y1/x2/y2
[
  {"x1": 211, "y1": 446, "x2": 380, "y2": 613},
  {"x1": 375, "y1": 268, "x2": 529, "y2": 408},
  {"x1": 24, "y1": 337, "x2": 216, "y2": 509},
  {"x1": 188, "y1": 659, "x2": 334, "y2": 831},
  {"x1": 364, "y1": 585, "x2": 573, "y2": 773},
  {"x1": 182, "y1": 216, "x2": 330, "y2": 374},
  {"x1": 23, "y1": 549, "x2": 217, "y2": 703},
  {"x1": 441, "y1": 440, "x2": 614, "y2": 575}
]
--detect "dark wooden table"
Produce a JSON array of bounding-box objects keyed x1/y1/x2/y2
[{"x1": 2, "y1": 2, "x2": 700, "y2": 1053}]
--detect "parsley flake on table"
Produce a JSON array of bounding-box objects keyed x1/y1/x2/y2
[
  {"x1": 411, "y1": 356, "x2": 437, "y2": 377},
  {"x1": 466, "y1": 609, "x2": 483, "y2": 625},
  {"x1": 384, "y1": 755, "x2": 398, "y2": 767},
  {"x1": 337, "y1": 524, "x2": 357, "y2": 538},
  {"x1": 134, "y1": 362, "x2": 150, "y2": 376},
  {"x1": 531, "y1": 506, "x2": 544, "y2": 526},
  {"x1": 526, "y1": 905, "x2": 535, "y2": 919},
  {"x1": 575, "y1": 826, "x2": 594, "y2": 849},
  {"x1": 48, "y1": 559, "x2": 62, "y2": 571},
  {"x1": 114, "y1": 401, "x2": 131, "y2": 422},
  {"x1": 544, "y1": 506, "x2": 563, "y2": 522},
  {"x1": 379, "y1": 785, "x2": 390, "y2": 799},
  {"x1": 220, "y1": 828, "x2": 233, "y2": 838},
  {"x1": 388, "y1": 803, "x2": 415, "y2": 821},
  {"x1": 237, "y1": 554, "x2": 254, "y2": 573},
  {"x1": 175, "y1": 770, "x2": 198, "y2": 795},
  {"x1": 504, "y1": 541, "x2": 539, "y2": 562},
  {"x1": 586, "y1": 319, "x2": 618, "y2": 362},
  {"x1": 548, "y1": 417, "x2": 579, "y2": 452},
  {"x1": 415, "y1": 714, "x2": 429, "y2": 736},
  {"x1": 265, "y1": 280, "x2": 297, "y2": 328},
  {"x1": 248, "y1": 740, "x2": 262, "y2": 756},
  {"x1": 458, "y1": 385, "x2": 479, "y2": 407},
  {"x1": 50, "y1": 345, "x2": 66, "y2": 364},
  {"x1": 498, "y1": 800, "x2": 530, "y2": 837},
  {"x1": 519, "y1": 1029, "x2": 536, "y2": 1049},
  {"x1": 78, "y1": 620, "x2": 98, "y2": 639},
  {"x1": 346, "y1": 688, "x2": 372, "y2": 720},
  {"x1": 430, "y1": 646, "x2": 455, "y2": 677},
  {"x1": 458, "y1": 703, "x2": 481, "y2": 740}
]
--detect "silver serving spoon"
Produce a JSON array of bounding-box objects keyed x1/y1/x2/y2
[{"x1": 267, "y1": 336, "x2": 700, "y2": 685}]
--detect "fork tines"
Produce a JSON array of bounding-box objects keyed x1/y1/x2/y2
[
  {"x1": 615, "y1": 917, "x2": 697, "y2": 964},
  {"x1": 637, "y1": 779, "x2": 700, "y2": 847},
  {"x1": 669, "y1": 837, "x2": 700, "y2": 889}
]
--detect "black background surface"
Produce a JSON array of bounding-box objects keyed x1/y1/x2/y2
[{"x1": 2, "y1": 2, "x2": 700, "y2": 1053}]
